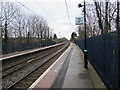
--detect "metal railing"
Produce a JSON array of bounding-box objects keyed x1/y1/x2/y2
[
  {"x1": 78, "y1": 31, "x2": 119, "y2": 88},
  {"x1": 2, "y1": 41, "x2": 55, "y2": 54}
]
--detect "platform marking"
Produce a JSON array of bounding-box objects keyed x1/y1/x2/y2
[
  {"x1": 51, "y1": 44, "x2": 73, "y2": 88},
  {"x1": 54, "y1": 62, "x2": 63, "y2": 73},
  {"x1": 28, "y1": 44, "x2": 71, "y2": 90},
  {"x1": 0, "y1": 43, "x2": 64, "y2": 61}
]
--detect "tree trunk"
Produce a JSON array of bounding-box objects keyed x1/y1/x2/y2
[
  {"x1": 4, "y1": 21, "x2": 8, "y2": 54},
  {"x1": 94, "y1": 1, "x2": 104, "y2": 34},
  {"x1": 104, "y1": 1, "x2": 109, "y2": 33}
]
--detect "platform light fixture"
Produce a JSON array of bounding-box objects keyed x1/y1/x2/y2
[{"x1": 78, "y1": 0, "x2": 88, "y2": 69}]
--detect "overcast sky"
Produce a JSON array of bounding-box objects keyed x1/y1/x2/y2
[
  {"x1": 12, "y1": 0, "x2": 87, "y2": 40},
  {"x1": 2, "y1": 0, "x2": 116, "y2": 39}
]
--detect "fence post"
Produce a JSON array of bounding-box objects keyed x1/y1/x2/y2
[
  {"x1": 117, "y1": 1, "x2": 120, "y2": 88},
  {"x1": 0, "y1": 17, "x2": 2, "y2": 89},
  {"x1": 117, "y1": 30, "x2": 120, "y2": 88}
]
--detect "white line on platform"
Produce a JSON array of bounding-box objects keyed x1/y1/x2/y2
[
  {"x1": 28, "y1": 43, "x2": 71, "y2": 90},
  {"x1": 0, "y1": 43, "x2": 64, "y2": 61}
]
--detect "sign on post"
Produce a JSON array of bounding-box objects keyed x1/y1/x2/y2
[{"x1": 75, "y1": 17, "x2": 83, "y2": 25}]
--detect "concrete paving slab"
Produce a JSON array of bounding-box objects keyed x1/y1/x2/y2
[{"x1": 62, "y1": 43, "x2": 95, "y2": 88}]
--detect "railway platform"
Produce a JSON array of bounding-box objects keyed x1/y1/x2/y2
[{"x1": 29, "y1": 43, "x2": 107, "y2": 89}]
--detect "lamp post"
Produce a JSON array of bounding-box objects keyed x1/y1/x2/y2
[{"x1": 78, "y1": 0, "x2": 88, "y2": 69}]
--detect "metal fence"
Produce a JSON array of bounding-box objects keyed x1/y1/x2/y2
[
  {"x1": 78, "y1": 31, "x2": 119, "y2": 89},
  {"x1": 2, "y1": 41, "x2": 55, "y2": 54}
]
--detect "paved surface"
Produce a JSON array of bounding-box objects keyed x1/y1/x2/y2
[
  {"x1": 51, "y1": 45, "x2": 73, "y2": 88},
  {"x1": 62, "y1": 43, "x2": 94, "y2": 88},
  {"x1": 29, "y1": 43, "x2": 106, "y2": 89}
]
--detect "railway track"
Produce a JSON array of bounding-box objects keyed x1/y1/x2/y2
[
  {"x1": 2, "y1": 42, "x2": 69, "y2": 90},
  {"x1": 2, "y1": 44, "x2": 64, "y2": 77}
]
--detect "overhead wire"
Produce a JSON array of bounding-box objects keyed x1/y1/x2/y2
[
  {"x1": 15, "y1": 0, "x2": 41, "y2": 17},
  {"x1": 34, "y1": 2, "x2": 62, "y2": 36},
  {"x1": 14, "y1": 0, "x2": 60, "y2": 38},
  {"x1": 15, "y1": 0, "x2": 57, "y2": 23},
  {"x1": 14, "y1": 0, "x2": 58, "y2": 29},
  {"x1": 64, "y1": 0, "x2": 71, "y2": 25},
  {"x1": 64, "y1": 0, "x2": 75, "y2": 38},
  {"x1": 35, "y1": 3, "x2": 56, "y2": 23},
  {"x1": 15, "y1": 0, "x2": 72, "y2": 38}
]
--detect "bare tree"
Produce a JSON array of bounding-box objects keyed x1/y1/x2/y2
[
  {"x1": 1, "y1": 2, "x2": 18, "y2": 39},
  {"x1": 1, "y1": 1, "x2": 55, "y2": 54},
  {"x1": 1, "y1": 2, "x2": 19, "y2": 53},
  {"x1": 93, "y1": 0, "x2": 118, "y2": 34},
  {"x1": 82, "y1": 0, "x2": 118, "y2": 39}
]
